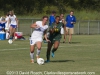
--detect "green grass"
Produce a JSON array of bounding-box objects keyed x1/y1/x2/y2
[{"x1": 0, "y1": 35, "x2": 100, "y2": 75}]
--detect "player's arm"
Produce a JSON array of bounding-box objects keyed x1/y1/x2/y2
[
  {"x1": 15, "y1": 18, "x2": 18, "y2": 28},
  {"x1": 71, "y1": 21, "x2": 76, "y2": 24},
  {"x1": 49, "y1": 24, "x2": 56, "y2": 34},
  {"x1": 30, "y1": 22, "x2": 39, "y2": 28},
  {"x1": 8, "y1": 18, "x2": 10, "y2": 28},
  {"x1": 71, "y1": 16, "x2": 76, "y2": 24},
  {"x1": 49, "y1": 28, "x2": 55, "y2": 34},
  {"x1": 44, "y1": 30, "x2": 50, "y2": 42}
]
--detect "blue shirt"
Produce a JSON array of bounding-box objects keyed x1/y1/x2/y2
[
  {"x1": 49, "y1": 15, "x2": 55, "y2": 26},
  {"x1": 0, "y1": 22, "x2": 5, "y2": 31},
  {"x1": 66, "y1": 15, "x2": 76, "y2": 28}
]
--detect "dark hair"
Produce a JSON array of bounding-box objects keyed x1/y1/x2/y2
[
  {"x1": 55, "y1": 16, "x2": 60, "y2": 19},
  {"x1": 70, "y1": 10, "x2": 74, "y2": 13},
  {"x1": 52, "y1": 11, "x2": 56, "y2": 14},
  {"x1": 42, "y1": 16, "x2": 48, "y2": 19},
  {"x1": 6, "y1": 12, "x2": 10, "y2": 16}
]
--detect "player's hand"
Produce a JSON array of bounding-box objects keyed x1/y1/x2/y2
[
  {"x1": 46, "y1": 39, "x2": 51, "y2": 43},
  {"x1": 36, "y1": 25, "x2": 40, "y2": 28},
  {"x1": 71, "y1": 22, "x2": 74, "y2": 24},
  {"x1": 17, "y1": 25, "x2": 18, "y2": 28}
]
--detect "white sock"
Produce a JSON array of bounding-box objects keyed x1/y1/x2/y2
[
  {"x1": 36, "y1": 49, "x2": 41, "y2": 56},
  {"x1": 6, "y1": 32, "x2": 9, "y2": 39},
  {"x1": 30, "y1": 52, "x2": 34, "y2": 60}
]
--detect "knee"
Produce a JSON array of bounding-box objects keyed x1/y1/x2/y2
[
  {"x1": 37, "y1": 47, "x2": 41, "y2": 50},
  {"x1": 53, "y1": 47, "x2": 58, "y2": 50},
  {"x1": 30, "y1": 51, "x2": 34, "y2": 53}
]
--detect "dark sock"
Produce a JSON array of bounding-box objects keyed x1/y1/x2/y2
[
  {"x1": 46, "y1": 51, "x2": 50, "y2": 61},
  {"x1": 52, "y1": 48, "x2": 57, "y2": 53},
  {"x1": 9, "y1": 36, "x2": 13, "y2": 39}
]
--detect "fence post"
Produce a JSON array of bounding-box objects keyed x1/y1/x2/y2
[
  {"x1": 98, "y1": 21, "x2": 100, "y2": 34},
  {"x1": 78, "y1": 21, "x2": 80, "y2": 35},
  {"x1": 31, "y1": 20, "x2": 34, "y2": 34},
  {"x1": 88, "y1": 21, "x2": 90, "y2": 35},
  {"x1": 17, "y1": 27, "x2": 18, "y2": 32},
  {"x1": 17, "y1": 19, "x2": 19, "y2": 32}
]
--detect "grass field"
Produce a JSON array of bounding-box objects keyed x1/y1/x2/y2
[{"x1": 0, "y1": 35, "x2": 100, "y2": 75}]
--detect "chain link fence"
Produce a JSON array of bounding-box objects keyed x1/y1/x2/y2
[{"x1": 17, "y1": 19, "x2": 100, "y2": 35}]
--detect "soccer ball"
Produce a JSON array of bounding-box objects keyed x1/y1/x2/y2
[
  {"x1": 37, "y1": 58, "x2": 44, "y2": 65},
  {"x1": 8, "y1": 39, "x2": 13, "y2": 44}
]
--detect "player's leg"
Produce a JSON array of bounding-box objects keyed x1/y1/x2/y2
[
  {"x1": 30, "y1": 39, "x2": 36, "y2": 63},
  {"x1": 51, "y1": 41, "x2": 60, "y2": 57},
  {"x1": 63, "y1": 27, "x2": 69, "y2": 43},
  {"x1": 8, "y1": 26, "x2": 13, "y2": 44},
  {"x1": 30, "y1": 45, "x2": 35, "y2": 63},
  {"x1": 5, "y1": 30, "x2": 10, "y2": 39},
  {"x1": 68, "y1": 28, "x2": 74, "y2": 43},
  {"x1": 12, "y1": 28, "x2": 16, "y2": 41},
  {"x1": 9, "y1": 26, "x2": 13, "y2": 39},
  {"x1": 63, "y1": 33, "x2": 66, "y2": 43},
  {"x1": 36, "y1": 41, "x2": 42, "y2": 59},
  {"x1": 46, "y1": 42, "x2": 53, "y2": 62}
]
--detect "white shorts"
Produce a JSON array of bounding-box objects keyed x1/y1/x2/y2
[
  {"x1": 30, "y1": 38, "x2": 43, "y2": 45},
  {"x1": 60, "y1": 27, "x2": 64, "y2": 34}
]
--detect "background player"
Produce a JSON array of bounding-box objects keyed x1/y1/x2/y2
[
  {"x1": 5, "y1": 12, "x2": 10, "y2": 39},
  {"x1": 59, "y1": 13, "x2": 66, "y2": 43},
  {"x1": 8, "y1": 10, "x2": 18, "y2": 44}
]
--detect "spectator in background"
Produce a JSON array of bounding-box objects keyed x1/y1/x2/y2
[
  {"x1": 0, "y1": 17, "x2": 6, "y2": 32},
  {"x1": 49, "y1": 11, "x2": 56, "y2": 26},
  {"x1": 64, "y1": 10, "x2": 76, "y2": 44},
  {"x1": 59, "y1": 13, "x2": 66, "y2": 43}
]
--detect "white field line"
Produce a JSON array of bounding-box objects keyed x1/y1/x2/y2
[{"x1": 0, "y1": 44, "x2": 100, "y2": 51}]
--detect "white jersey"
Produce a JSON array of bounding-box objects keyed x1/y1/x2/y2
[
  {"x1": 31, "y1": 21, "x2": 48, "y2": 39},
  {"x1": 9, "y1": 15, "x2": 17, "y2": 25}
]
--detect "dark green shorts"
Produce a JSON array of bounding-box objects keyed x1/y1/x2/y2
[{"x1": 49, "y1": 38, "x2": 61, "y2": 44}]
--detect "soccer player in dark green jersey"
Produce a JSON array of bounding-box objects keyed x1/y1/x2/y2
[{"x1": 46, "y1": 16, "x2": 66, "y2": 63}]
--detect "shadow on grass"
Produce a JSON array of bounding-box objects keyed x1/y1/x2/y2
[
  {"x1": 50, "y1": 60, "x2": 75, "y2": 63},
  {"x1": 60, "y1": 42, "x2": 81, "y2": 44}
]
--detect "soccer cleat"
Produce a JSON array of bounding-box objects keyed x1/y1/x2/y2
[
  {"x1": 45, "y1": 60, "x2": 50, "y2": 63},
  {"x1": 30, "y1": 59, "x2": 34, "y2": 63},
  {"x1": 51, "y1": 51, "x2": 55, "y2": 58},
  {"x1": 63, "y1": 41, "x2": 65, "y2": 43},
  {"x1": 68, "y1": 42, "x2": 71, "y2": 44},
  {"x1": 36, "y1": 55, "x2": 40, "y2": 59}
]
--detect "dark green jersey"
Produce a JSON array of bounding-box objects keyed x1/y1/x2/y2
[{"x1": 49, "y1": 22, "x2": 63, "y2": 43}]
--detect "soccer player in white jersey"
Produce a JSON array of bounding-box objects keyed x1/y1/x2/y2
[
  {"x1": 30, "y1": 16, "x2": 50, "y2": 63},
  {"x1": 8, "y1": 11, "x2": 18, "y2": 43},
  {"x1": 5, "y1": 13, "x2": 10, "y2": 39}
]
